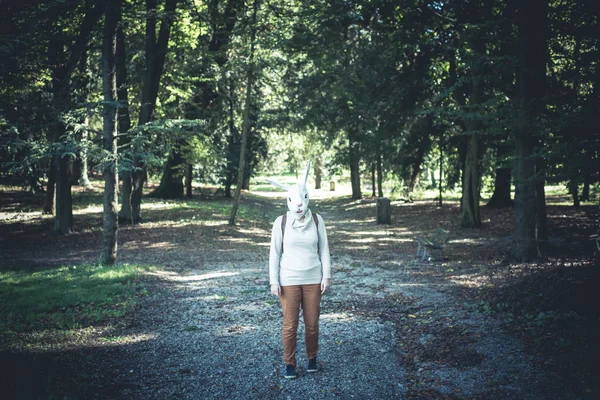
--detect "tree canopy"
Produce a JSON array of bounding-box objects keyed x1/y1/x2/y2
[{"x1": 1, "y1": 0, "x2": 598, "y2": 261}]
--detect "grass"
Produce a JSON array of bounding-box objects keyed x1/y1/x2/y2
[
  {"x1": 0, "y1": 263, "x2": 153, "y2": 333},
  {"x1": 171, "y1": 197, "x2": 277, "y2": 225},
  {"x1": 250, "y1": 173, "x2": 308, "y2": 192},
  {"x1": 411, "y1": 184, "x2": 599, "y2": 205}
]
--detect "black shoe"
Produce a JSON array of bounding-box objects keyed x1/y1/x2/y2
[
  {"x1": 307, "y1": 358, "x2": 318, "y2": 373},
  {"x1": 284, "y1": 364, "x2": 296, "y2": 379}
]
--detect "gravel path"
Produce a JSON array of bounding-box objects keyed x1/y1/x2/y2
[
  {"x1": 85, "y1": 253, "x2": 580, "y2": 399},
  {"x1": 1, "y1": 192, "x2": 585, "y2": 399}
]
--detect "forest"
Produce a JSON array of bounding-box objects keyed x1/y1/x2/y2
[{"x1": 1, "y1": 0, "x2": 599, "y2": 398}]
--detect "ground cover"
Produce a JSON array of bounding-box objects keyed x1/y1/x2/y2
[{"x1": 0, "y1": 181, "x2": 598, "y2": 399}]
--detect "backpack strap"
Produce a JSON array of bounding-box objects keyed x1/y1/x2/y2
[
  {"x1": 280, "y1": 213, "x2": 320, "y2": 254},
  {"x1": 280, "y1": 213, "x2": 287, "y2": 254},
  {"x1": 313, "y1": 213, "x2": 320, "y2": 255}
]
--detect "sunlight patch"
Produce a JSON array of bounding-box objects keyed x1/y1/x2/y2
[
  {"x1": 451, "y1": 238, "x2": 488, "y2": 245},
  {"x1": 144, "y1": 241, "x2": 178, "y2": 250},
  {"x1": 221, "y1": 324, "x2": 257, "y2": 335},
  {"x1": 96, "y1": 332, "x2": 156, "y2": 346},
  {"x1": 321, "y1": 312, "x2": 357, "y2": 322},
  {"x1": 142, "y1": 202, "x2": 180, "y2": 210},
  {"x1": 348, "y1": 237, "x2": 377, "y2": 243},
  {"x1": 73, "y1": 205, "x2": 102, "y2": 215},
  {"x1": 175, "y1": 271, "x2": 240, "y2": 282}
]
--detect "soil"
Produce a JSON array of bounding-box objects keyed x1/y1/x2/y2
[{"x1": 0, "y1": 185, "x2": 598, "y2": 399}]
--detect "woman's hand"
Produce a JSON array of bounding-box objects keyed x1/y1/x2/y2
[
  {"x1": 321, "y1": 278, "x2": 331, "y2": 295},
  {"x1": 271, "y1": 284, "x2": 281, "y2": 296}
]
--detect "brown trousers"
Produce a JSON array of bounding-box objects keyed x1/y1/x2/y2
[{"x1": 279, "y1": 284, "x2": 322, "y2": 367}]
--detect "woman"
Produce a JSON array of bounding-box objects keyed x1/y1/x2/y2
[{"x1": 268, "y1": 166, "x2": 331, "y2": 379}]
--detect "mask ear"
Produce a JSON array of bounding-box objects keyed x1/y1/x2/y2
[
  {"x1": 265, "y1": 178, "x2": 290, "y2": 191},
  {"x1": 302, "y1": 162, "x2": 311, "y2": 186}
]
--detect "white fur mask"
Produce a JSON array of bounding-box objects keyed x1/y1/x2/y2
[
  {"x1": 287, "y1": 182, "x2": 309, "y2": 219},
  {"x1": 287, "y1": 162, "x2": 310, "y2": 220},
  {"x1": 266, "y1": 162, "x2": 311, "y2": 220}
]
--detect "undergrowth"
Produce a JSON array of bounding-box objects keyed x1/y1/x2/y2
[{"x1": 0, "y1": 263, "x2": 153, "y2": 332}]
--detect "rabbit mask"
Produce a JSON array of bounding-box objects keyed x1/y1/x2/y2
[
  {"x1": 287, "y1": 163, "x2": 311, "y2": 220},
  {"x1": 266, "y1": 162, "x2": 311, "y2": 220}
]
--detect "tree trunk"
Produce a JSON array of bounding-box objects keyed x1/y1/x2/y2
[
  {"x1": 229, "y1": 0, "x2": 259, "y2": 225},
  {"x1": 76, "y1": 52, "x2": 93, "y2": 189},
  {"x1": 460, "y1": 18, "x2": 489, "y2": 228},
  {"x1": 119, "y1": 175, "x2": 133, "y2": 223},
  {"x1": 131, "y1": 171, "x2": 145, "y2": 223},
  {"x1": 161, "y1": 0, "x2": 241, "y2": 199},
  {"x1": 512, "y1": 0, "x2": 548, "y2": 261},
  {"x1": 438, "y1": 136, "x2": 444, "y2": 207},
  {"x1": 514, "y1": 131, "x2": 538, "y2": 260},
  {"x1": 116, "y1": 14, "x2": 134, "y2": 223},
  {"x1": 123, "y1": 0, "x2": 178, "y2": 223},
  {"x1": 43, "y1": 160, "x2": 56, "y2": 214},
  {"x1": 377, "y1": 150, "x2": 383, "y2": 198},
  {"x1": 581, "y1": 176, "x2": 590, "y2": 202},
  {"x1": 408, "y1": 166, "x2": 420, "y2": 193},
  {"x1": 408, "y1": 116, "x2": 433, "y2": 193},
  {"x1": 99, "y1": 0, "x2": 120, "y2": 265},
  {"x1": 461, "y1": 133, "x2": 482, "y2": 228},
  {"x1": 224, "y1": 142, "x2": 234, "y2": 198},
  {"x1": 78, "y1": 112, "x2": 93, "y2": 189},
  {"x1": 116, "y1": 22, "x2": 132, "y2": 136},
  {"x1": 315, "y1": 157, "x2": 322, "y2": 189},
  {"x1": 569, "y1": 181, "x2": 580, "y2": 208},
  {"x1": 224, "y1": 81, "x2": 236, "y2": 198},
  {"x1": 439, "y1": 132, "x2": 443, "y2": 207},
  {"x1": 456, "y1": 135, "x2": 469, "y2": 211},
  {"x1": 487, "y1": 167, "x2": 513, "y2": 208},
  {"x1": 371, "y1": 164, "x2": 376, "y2": 197},
  {"x1": 242, "y1": 129, "x2": 252, "y2": 190},
  {"x1": 186, "y1": 164, "x2": 193, "y2": 198},
  {"x1": 595, "y1": 193, "x2": 600, "y2": 268},
  {"x1": 487, "y1": 144, "x2": 513, "y2": 208},
  {"x1": 349, "y1": 132, "x2": 361, "y2": 200},
  {"x1": 151, "y1": 147, "x2": 185, "y2": 198},
  {"x1": 224, "y1": 171, "x2": 233, "y2": 198},
  {"x1": 54, "y1": 155, "x2": 74, "y2": 235},
  {"x1": 49, "y1": 1, "x2": 103, "y2": 232},
  {"x1": 154, "y1": 154, "x2": 186, "y2": 198},
  {"x1": 535, "y1": 152, "x2": 549, "y2": 242},
  {"x1": 188, "y1": 0, "x2": 241, "y2": 116},
  {"x1": 49, "y1": 34, "x2": 74, "y2": 235}
]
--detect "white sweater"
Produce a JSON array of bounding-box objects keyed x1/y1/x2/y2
[{"x1": 269, "y1": 210, "x2": 331, "y2": 286}]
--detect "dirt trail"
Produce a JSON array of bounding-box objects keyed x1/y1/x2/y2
[{"x1": 1, "y1": 190, "x2": 586, "y2": 399}]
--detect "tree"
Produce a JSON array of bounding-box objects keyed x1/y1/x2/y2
[
  {"x1": 455, "y1": 0, "x2": 494, "y2": 229},
  {"x1": 48, "y1": 1, "x2": 104, "y2": 234},
  {"x1": 119, "y1": 0, "x2": 178, "y2": 223},
  {"x1": 100, "y1": 0, "x2": 121, "y2": 265},
  {"x1": 152, "y1": 0, "x2": 243, "y2": 199},
  {"x1": 596, "y1": 193, "x2": 600, "y2": 268},
  {"x1": 512, "y1": 0, "x2": 549, "y2": 261},
  {"x1": 115, "y1": 0, "x2": 133, "y2": 221},
  {"x1": 229, "y1": 0, "x2": 259, "y2": 225},
  {"x1": 487, "y1": 142, "x2": 514, "y2": 208}
]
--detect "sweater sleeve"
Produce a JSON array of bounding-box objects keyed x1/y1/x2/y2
[
  {"x1": 269, "y1": 216, "x2": 283, "y2": 285},
  {"x1": 317, "y1": 214, "x2": 332, "y2": 280}
]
